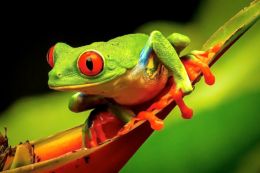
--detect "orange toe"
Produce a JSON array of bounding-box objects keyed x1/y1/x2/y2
[
  {"x1": 150, "y1": 119, "x2": 164, "y2": 130},
  {"x1": 170, "y1": 85, "x2": 193, "y2": 119},
  {"x1": 117, "y1": 119, "x2": 136, "y2": 136},
  {"x1": 138, "y1": 111, "x2": 164, "y2": 130},
  {"x1": 183, "y1": 57, "x2": 215, "y2": 86}
]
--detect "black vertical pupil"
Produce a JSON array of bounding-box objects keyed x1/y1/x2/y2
[{"x1": 86, "y1": 57, "x2": 93, "y2": 71}]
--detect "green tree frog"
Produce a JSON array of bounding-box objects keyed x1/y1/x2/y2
[{"x1": 47, "y1": 31, "x2": 215, "y2": 147}]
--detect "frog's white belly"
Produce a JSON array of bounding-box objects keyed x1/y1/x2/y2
[{"x1": 113, "y1": 69, "x2": 168, "y2": 105}]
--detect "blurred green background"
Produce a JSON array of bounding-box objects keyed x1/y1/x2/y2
[{"x1": 1, "y1": 0, "x2": 260, "y2": 172}]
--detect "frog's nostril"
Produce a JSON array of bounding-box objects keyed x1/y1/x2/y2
[{"x1": 56, "y1": 72, "x2": 62, "y2": 78}]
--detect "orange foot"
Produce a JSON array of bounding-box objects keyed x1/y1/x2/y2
[
  {"x1": 118, "y1": 111, "x2": 164, "y2": 135},
  {"x1": 182, "y1": 43, "x2": 222, "y2": 85},
  {"x1": 118, "y1": 83, "x2": 193, "y2": 135},
  {"x1": 148, "y1": 81, "x2": 193, "y2": 119},
  {"x1": 169, "y1": 85, "x2": 193, "y2": 119},
  {"x1": 183, "y1": 58, "x2": 215, "y2": 85}
]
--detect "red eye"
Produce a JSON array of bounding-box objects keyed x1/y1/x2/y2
[
  {"x1": 78, "y1": 51, "x2": 104, "y2": 76},
  {"x1": 47, "y1": 46, "x2": 55, "y2": 68}
]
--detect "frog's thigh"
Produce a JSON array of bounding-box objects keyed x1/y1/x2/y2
[
  {"x1": 69, "y1": 92, "x2": 106, "y2": 112},
  {"x1": 149, "y1": 31, "x2": 182, "y2": 72},
  {"x1": 149, "y1": 31, "x2": 192, "y2": 93}
]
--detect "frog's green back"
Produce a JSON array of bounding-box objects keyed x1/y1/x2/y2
[{"x1": 90, "y1": 33, "x2": 149, "y2": 69}]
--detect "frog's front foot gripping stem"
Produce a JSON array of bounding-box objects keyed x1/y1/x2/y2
[{"x1": 119, "y1": 45, "x2": 220, "y2": 135}]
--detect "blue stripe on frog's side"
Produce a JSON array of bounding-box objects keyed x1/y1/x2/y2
[
  {"x1": 131, "y1": 36, "x2": 163, "y2": 80},
  {"x1": 138, "y1": 38, "x2": 153, "y2": 67}
]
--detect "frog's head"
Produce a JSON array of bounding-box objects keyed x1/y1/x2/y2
[{"x1": 47, "y1": 42, "x2": 133, "y2": 93}]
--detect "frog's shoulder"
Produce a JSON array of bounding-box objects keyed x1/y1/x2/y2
[{"x1": 88, "y1": 33, "x2": 148, "y2": 53}]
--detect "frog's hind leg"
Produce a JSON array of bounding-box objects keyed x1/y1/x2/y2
[
  {"x1": 181, "y1": 43, "x2": 222, "y2": 85},
  {"x1": 147, "y1": 42, "x2": 220, "y2": 121},
  {"x1": 120, "y1": 31, "x2": 195, "y2": 133},
  {"x1": 167, "y1": 32, "x2": 217, "y2": 85},
  {"x1": 148, "y1": 32, "x2": 193, "y2": 116},
  {"x1": 120, "y1": 32, "x2": 218, "y2": 133},
  {"x1": 146, "y1": 32, "x2": 218, "y2": 119},
  {"x1": 167, "y1": 33, "x2": 191, "y2": 55}
]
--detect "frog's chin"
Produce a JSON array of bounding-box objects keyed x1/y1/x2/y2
[{"x1": 49, "y1": 82, "x2": 103, "y2": 91}]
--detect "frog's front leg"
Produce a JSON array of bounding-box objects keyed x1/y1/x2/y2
[
  {"x1": 76, "y1": 99, "x2": 134, "y2": 148},
  {"x1": 69, "y1": 93, "x2": 108, "y2": 148},
  {"x1": 69, "y1": 92, "x2": 106, "y2": 113}
]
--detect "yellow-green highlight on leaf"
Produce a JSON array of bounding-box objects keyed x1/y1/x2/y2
[
  {"x1": 10, "y1": 142, "x2": 33, "y2": 169},
  {"x1": 202, "y1": 0, "x2": 260, "y2": 51},
  {"x1": 195, "y1": 0, "x2": 256, "y2": 40},
  {"x1": 0, "y1": 92, "x2": 87, "y2": 146}
]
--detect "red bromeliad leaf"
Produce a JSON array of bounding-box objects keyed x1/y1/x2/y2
[{"x1": 1, "y1": 1, "x2": 259, "y2": 172}]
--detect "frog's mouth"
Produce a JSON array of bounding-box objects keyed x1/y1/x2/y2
[
  {"x1": 48, "y1": 71, "x2": 122, "y2": 92},
  {"x1": 48, "y1": 75, "x2": 116, "y2": 92},
  {"x1": 49, "y1": 81, "x2": 104, "y2": 91}
]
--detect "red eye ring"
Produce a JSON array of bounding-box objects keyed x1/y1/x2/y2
[
  {"x1": 47, "y1": 46, "x2": 55, "y2": 68},
  {"x1": 78, "y1": 51, "x2": 104, "y2": 76}
]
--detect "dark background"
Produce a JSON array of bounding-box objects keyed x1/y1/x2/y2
[{"x1": 0, "y1": 1, "x2": 201, "y2": 112}]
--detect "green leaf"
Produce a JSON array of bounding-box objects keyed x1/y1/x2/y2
[{"x1": 202, "y1": 0, "x2": 260, "y2": 65}]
